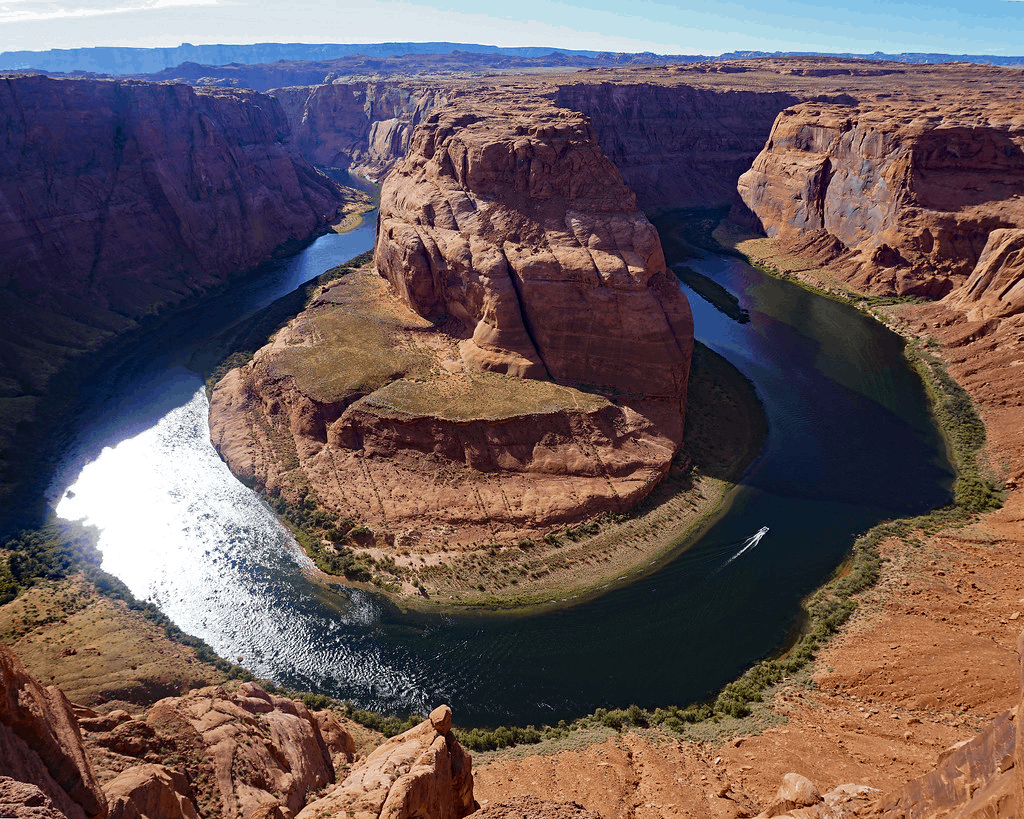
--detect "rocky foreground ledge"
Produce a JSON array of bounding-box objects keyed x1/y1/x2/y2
[
  {"x1": 0, "y1": 639, "x2": 475, "y2": 819},
  {"x1": 6, "y1": 621, "x2": 1024, "y2": 819},
  {"x1": 209, "y1": 99, "x2": 694, "y2": 559}
]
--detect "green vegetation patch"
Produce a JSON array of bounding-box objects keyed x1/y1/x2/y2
[
  {"x1": 203, "y1": 250, "x2": 375, "y2": 396},
  {"x1": 905, "y1": 341, "x2": 1004, "y2": 515},
  {"x1": 1, "y1": 519, "x2": 251, "y2": 682},
  {"x1": 357, "y1": 371, "x2": 611, "y2": 422}
]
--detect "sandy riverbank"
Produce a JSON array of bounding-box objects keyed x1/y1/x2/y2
[{"x1": 320, "y1": 340, "x2": 767, "y2": 612}]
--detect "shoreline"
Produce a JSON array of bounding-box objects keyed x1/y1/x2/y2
[
  {"x1": 295, "y1": 339, "x2": 768, "y2": 615},
  {"x1": 0, "y1": 197, "x2": 374, "y2": 539},
  {"x1": 329, "y1": 201, "x2": 377, "y2": 234},
  {"x1": 3, "y1": 215, "x2": 1003, "y2": 755},
  {"x1": 455, "y1": 218, "x2": 1006, "y2": 750}
]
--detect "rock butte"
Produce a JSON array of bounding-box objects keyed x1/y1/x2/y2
[
  {"x1": 9, "y1": 58, "x2": 1024, "y2": 526},
  {"x1": 209, "y1": 100, "x2": 694, "y2": 545}
]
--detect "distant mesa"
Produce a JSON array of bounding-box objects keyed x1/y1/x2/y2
[{"x1": 4, "y1": 42, "x2": 1024, "y2": 81}]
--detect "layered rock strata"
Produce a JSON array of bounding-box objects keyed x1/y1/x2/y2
[
  {"x1": 555, "y1": 82, "x2": 799, "y2": 211},
  {"x1": 273, "y1": 82, "x2": 450, "y2": 179},
  {"x1": 738, "y1": 101, "x2": 1024, "y2": 297},
  {"x1": 210, "y1": 101, "x2": 693, "y2": 546},
  {"x1": 946, "y1": 228, "x2": 1024, "y2": 320},
  {"x1": 0, "y1": 75, "x2": 345, "y2": 313},
  {"x1": 0, "y1": 73, "x2": 350, "y2": 532},
  {"x1": 374, "y1": 102, "x2": 693, "y2": 398}
]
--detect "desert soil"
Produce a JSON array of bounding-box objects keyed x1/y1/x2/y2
[{"x1": 0, "y1": 576, "x2": 221, "y2": 708}]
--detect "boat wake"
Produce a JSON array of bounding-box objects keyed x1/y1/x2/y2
[
  {"x1": 722, "y1": 526, "x2": 769, "y2": 568},
  {"x1": 677, "y1": 526, "x2": 772, "y2": 583}
]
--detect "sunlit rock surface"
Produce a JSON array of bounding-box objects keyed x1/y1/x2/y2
[{"x1": 210, "y1": 98, "x2": 692, "y2": 545}]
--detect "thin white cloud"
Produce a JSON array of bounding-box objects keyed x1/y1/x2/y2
[{"x1": 0, "y1": 0, "x2": 215, "y2": 24}]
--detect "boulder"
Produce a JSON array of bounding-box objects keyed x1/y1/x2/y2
[
  {"x1": 104, "y1": 765, "x2": 198, "y2": 819},
  {"x1": 298, "y1": 705, "x2": 474, "y2": 819},
  {"x1": 0, "y1": 777, "x2": 72, "y2": 819}
]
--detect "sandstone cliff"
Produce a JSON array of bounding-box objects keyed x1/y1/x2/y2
[
  {"x1": 0, "y1": 643, "x2": 106, "y2": 819},
  {"x1": 272, "y1": 82, "x2": 450, "y2": 179},
  {"x1": 209, "y1": 99, "x2": 693, "y2": 552},
  {"x1": 555, "y1": 81, "x2": 799, "y2": 211},
  {"x1": 0, "y1": 74, "x2": 344, "y2": 313},
  {"x1": 374, "y1": 101, "x2": 693, "y2": 398},
  {"x1": 945, "y1": 227, "x2": 1024, "y2": 320},
  {"x1": 272, "y1": 78, "x2": 796, "y2": 209},
  {"x1": 0, "y1": 73, "x2": 350, "y2": 533},
  {"x1": 738, "y1": 101, "x2": 1024, "y2": 297}
]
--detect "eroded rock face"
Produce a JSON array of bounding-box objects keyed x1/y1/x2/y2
[
  {"x1": 555, "y1": 82, "x2": 799, "y2": 211},
  {"x1": 80, "y1": 682, "x2": 354, "y2": 819},
  {"x1": 872, "y1": 707, "x2": 1017, "y2": 818},
  {"x1": 0, "y1": 643, "x2": 106, "y2": 819},
  {"x1": 274, "y1": 82, "x2": 450, "y2": 179},
  {"x1": 210, "y1": 100, "x2": 692, "y2": 545},
  {"x1": 0, "y1": 642, "x2": 477, "y2": 819},
  {"x1": 0, "y1": 777, "x2": 71, "y2": 819},
  {"x1": 375, "y1": 102, "x2": 693, "y2": 398},
  {"x1": 946, "y1": 228, "x2": 1024, "y2": 320},
  {"x1": 0, "y1": 73, "x2": 350, "y2": 532},
  {"x1": 0, "y1": 74, "x2": 345, "y2": 314},
  {"x1": 738, "y1": 102, "x2": 1024, "y2": 297},
  {"x1": 298, "y1": 705, "x2": 474, "y2": 819},
  {"x1": 104, "y1": 764, "x2": 198, "y2": 819}
]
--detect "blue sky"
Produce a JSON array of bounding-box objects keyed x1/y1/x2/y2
[{"x1": 2, "y1": 0, "x2": 1024, "y2": 55}]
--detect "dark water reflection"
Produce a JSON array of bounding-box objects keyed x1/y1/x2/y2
[{"x1": 55, "y1": 217, "x2": 953, "y2": 727}]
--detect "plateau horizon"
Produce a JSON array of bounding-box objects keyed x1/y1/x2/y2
[{"x1": 4, "y1": 0, "x2": 1024, "y2": 59}]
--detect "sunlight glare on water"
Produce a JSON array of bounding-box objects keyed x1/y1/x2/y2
[{"x1": 55, "y1": 386, "x2": 431, "y2": 709}]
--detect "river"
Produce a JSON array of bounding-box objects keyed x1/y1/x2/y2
[{"x1": 52, "y1": 213, "x2": 953, "y2": 727}]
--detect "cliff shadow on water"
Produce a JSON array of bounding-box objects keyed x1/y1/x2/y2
[
  {"x1": 3, "y1": 219, "x2": 378, "y2": 541},
  {"x1": 653, "y1": 208, "x2": 752, "y2": 324}
]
